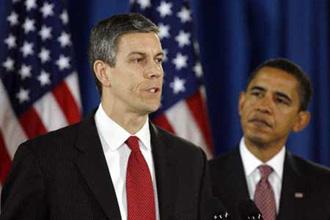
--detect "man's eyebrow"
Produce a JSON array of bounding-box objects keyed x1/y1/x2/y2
[
  {"x1": 155, "y1": 51, "x2": 164, "y2": 57},
  {"x1": 127, "y1": 52, "x2": 145, "y2": 56},
  {"x1": 127, "y1": 51, "x2": 164, "y2": 57},
  {"x1": 249, "y1": 86, "x2": 266, "y2": 92},
  {"x1": 249, "y1": 86, "x2": 293, "y2": 102},
  {"x1": 275, "y1": 91, "x2": 292, "y2": 103}
]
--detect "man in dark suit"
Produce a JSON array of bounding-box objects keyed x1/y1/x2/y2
[
  {"x1": 1, "y1": 13, "x2": 213, "y2": 220},
  {"x1": 209, "y1": 58, "x2": 330, "y2": 220}
]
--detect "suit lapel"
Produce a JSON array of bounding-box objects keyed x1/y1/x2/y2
[
  {"x1": 75, "y1": 116, "x2": 121, "y2": 220},
  {"x1": 227, "y1": 150, "x2": 250, "y2": 215},
  {"x1": 150, "y1": 124, "x2": 178, "y2": 219},
  {"x1": 232, "y1": 149, "x2": 250, "y2": 199},
  {"x1": 277, "y1": 152, "x2": 308, "y2": 220}
]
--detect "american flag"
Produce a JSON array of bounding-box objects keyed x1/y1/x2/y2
[
  {"x1": 0, "y1": 0, "x2": 81, "y2": 193},
  {"x1": 131, "y1": 0, "x2": 213, "y2": 158}
]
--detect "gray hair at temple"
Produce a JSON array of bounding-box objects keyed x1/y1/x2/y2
[{"x1": 88, "y1": 13, "x2": 159, "y2": 95}]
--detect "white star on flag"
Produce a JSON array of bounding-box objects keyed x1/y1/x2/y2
[
  {"x1": 158, "y1": 23, "x2": 170, "y2": 39},
  {"x1": 137, "y1": 0, "x2": 151, "y2": 10},
  {"x1": 193, "y1": 62, "x2": 203, "y2": 78},
  {"x1": 4, "y1": 34, "x2": 17, "y2": 49},
  {"x1": 25, "y1": 0, "x2": 37, "y2": 11},
  {"x1": 23, "y1": 18, "x2": 36, "y2": 34},
  {"x1": 170, "y1": 76, "x2": 186, "y2": 94},
  {"x1": 40, "y1": 2, "x2": 54, "y2": 18},
  {"x1": 19, "y1": 64, "x2": 32, "y2": 79},
  {"x1": 2, "y1": 57, "x2": 15, "y2": 71},
  {"x1": 38, "y1": 70, "x2": 51, "y2": 86},
  {"x1": 39, "y1": 25, "x2": 52, "y2": 41},
  {"x1": 20, "y1": 41, "x2": 34, "y2": 57},
  {"x1": 56, "y1": 55, "x2": 70, "y2": 70},
  {"x1": 38, "y1": 48, "x2": 51, "y2": 63},
  {"x1": 172, "y1": 52, "x2": 188, "y2": 70},
  {"x1": 57, "y1": 32, "x2": 71, "y2": 47},
  {"x1": 7, "y1": 12, "x2": 19, "y2": 26},
  {"x1": 175, "y1": 30, "x2": 190, "y2": 48},
  {"x1": 177, "y1": 7, "x2": 191, "y2": 23},
  {"x1": 16, "y1": 87, "x2": 30, "y2": 103},
  {"x1": 157, "y1": 1, "x2": 172, "y2": 17},
  {"x1": 60, "y1": 10, "x2": 69, "y2": 24}
]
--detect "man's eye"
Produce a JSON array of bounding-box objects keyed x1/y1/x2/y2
[
  {"x1": 134, "y1": 58, "x2": 143, "y2": 63},
  {"x1": 276, "y1": 97, "x2": 289, "y2": 105},
  {"x1": 155, "y1": 58, "x2": 163, "y2": 64},
  {"x1": 251, "y1": 91, "x2": 262, "y2": 97}
]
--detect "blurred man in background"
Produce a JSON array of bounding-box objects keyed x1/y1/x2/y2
[{"x1": 209, "y1": 58, "x2": 330, "y2": 220}]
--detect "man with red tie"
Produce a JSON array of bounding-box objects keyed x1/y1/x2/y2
[
  {"x1": 209, "y1": 58, "x2": 330, "y2": 220},
  {"x1": 1, "y1": 13, "x2": 213, "y2": 220}
]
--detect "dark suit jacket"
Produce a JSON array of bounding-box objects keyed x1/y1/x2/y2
[
  {"x1": 209, "y1": 148, "x2": 330, "y2": 220},
  {"x1": 1, "y1": 115, "x2": 212, "y2": 220}
]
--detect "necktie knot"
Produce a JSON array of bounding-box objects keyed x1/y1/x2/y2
[
  {"x1": 258, "y1": 165, "x2": 273, "y2": 180},
  {"x1": 126, "y1": 136, "x2": 140, "y2": 152}
]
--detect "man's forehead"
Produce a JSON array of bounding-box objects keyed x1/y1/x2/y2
[
  {"x1": 117, "y1": 32, "x2": 162, "y2": 54},
  {"x1": 250, "y1": 67, "x2": 298, "y2": 86}
]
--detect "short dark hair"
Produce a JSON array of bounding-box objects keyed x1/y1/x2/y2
[
  {"x1": 247, "y1": 58, "x2": 312, "y2": 111},
  {"x1": 88, "y1": 13, "x2": 159, "y2": 95}
]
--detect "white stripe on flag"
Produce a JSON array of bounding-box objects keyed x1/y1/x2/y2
[
  {"x1": 165, "y1": 100, "x2": 212, "y2": 158},
  {"x1": 65, "y1": 72, "x2": 82, "y2": 110},
  {"x1": 33, "y1": 92, "x2": 68, "y2": 131},
  {"x1": 0, "y1": 81, "x2": 27, "y2": 159}
]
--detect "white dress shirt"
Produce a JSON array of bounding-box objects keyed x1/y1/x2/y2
[
  {"x1": 94, "y1": 104, "x2": 159, "y2": 220},
  {"x1": 239, "y1": 137, "x2": 285, "y2": 213}
]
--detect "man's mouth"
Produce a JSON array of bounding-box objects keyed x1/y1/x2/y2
[
  {"x1": 145, "y1": 87, "x2": 161, "y2": 94},
  {"x1": 248, "y1": 118, "x2": 272, "y2": 128}
]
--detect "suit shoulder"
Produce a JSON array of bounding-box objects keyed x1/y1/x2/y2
[
  {"x1": 290, "y1": 153, "x2": 330, "y2": 176},
  {"x1": 23, "y1": 121, "x2": 81, "y2": 148},
  {"x1": 17, "y1": 119, "x2": 87, "y2": 160},
  {"x1": 208, "y1": 149, "x2": 238, "y2": 169},
  {"x1": 154, "y1": 125, "x2": 205, "y2": 155}
]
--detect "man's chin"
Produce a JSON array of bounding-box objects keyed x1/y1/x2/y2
[
  {"x1": 245, "y1": 133, "x2": 271, "y2": 147},
  {"x1": 142, "y1": 103, "x2": 161, "y2": 114}
]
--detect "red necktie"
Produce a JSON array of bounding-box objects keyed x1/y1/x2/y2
[
  {"x1": 126, "y1": 136, "x2": 156, "y2": 220},
  {"x1": 254, "y1": 165, "x2": 276, "y2": 220}
]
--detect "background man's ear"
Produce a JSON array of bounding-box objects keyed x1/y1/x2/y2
[{"x1": 292, "y1": 111, "x2": 311, "y2": 132}]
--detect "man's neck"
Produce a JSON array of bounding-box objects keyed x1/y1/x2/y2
[
  {"x1": 244, "y1": 138, "x2": 285, "y2": 162},
  {"x1": 101, "y1": 102, "x2": 148, "y2": 134}
]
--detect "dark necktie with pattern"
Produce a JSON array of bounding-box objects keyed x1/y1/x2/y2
[
  {"x1": 126, "y1": 136, "x2": 156, "y2": 220},
  {"x1": 254, "y1": 165, "x2": 276, "y2": 220}
]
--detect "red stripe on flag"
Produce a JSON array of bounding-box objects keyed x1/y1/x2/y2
[
  {"x1": 186, "y1": 90, "x2": 214, "y2": 152},
  {"x1": 152, "y1": 114, "x2": 175, "y2": 134},
  {"x1": 0, "y1": 131, "x2": 12, "y2": 184},
  {"x1": 52, "y1": 81, "x2": 80, "y2": 124},
  {"x1": 19, "y1": 107, "x2": 47, "y2": 139}
]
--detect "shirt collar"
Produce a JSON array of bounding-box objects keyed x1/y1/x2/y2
[
  {"x1": 94, "y1": 104, "x2": 151, "y2": 152},
  {"x1": 239, "y1": 137, "x2": 285, "y2": 179}
]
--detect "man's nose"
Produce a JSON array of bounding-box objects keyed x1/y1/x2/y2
[
  {"x1": 256, "y1": 95, "x2": 273, "y2": 114},
  {"x1": 145, "y1": 61, "x2": 163, "y2": 79}
]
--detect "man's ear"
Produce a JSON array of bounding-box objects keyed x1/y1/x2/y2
[
  {"x1": 238, "y1": 92, "x2": 246, "y2": 116},
  {"x1": 292, "y1": 111, "x2": 311, "y2": 132},
  {"x1": 93, "y1": 60, "x2": 111, "y2": 87}
]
